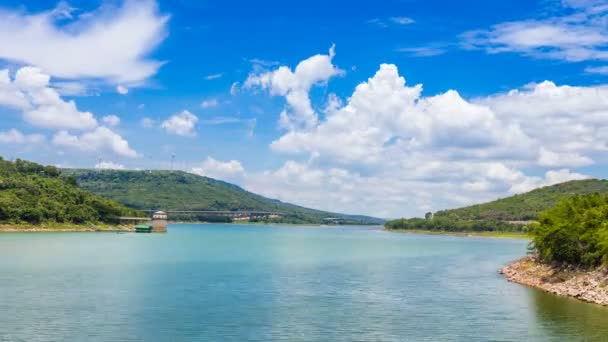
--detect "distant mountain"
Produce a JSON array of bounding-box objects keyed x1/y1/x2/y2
[
  {"x1": 434, "y1": 179, "x2": 608, "y2": 221},
  {"x1": 64, "y1": 169, "x2": 384, "y2": 225}
]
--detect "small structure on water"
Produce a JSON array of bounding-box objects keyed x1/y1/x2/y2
[
  {"x1": 152, "y1": 211, "x2": 168, "y2": 232},
  {"x1": 135, "y1": 225, "x2": 153, "y2": 233},
  {"x1": 119, "y1": 211, "x2": 167, "y2": 233}
]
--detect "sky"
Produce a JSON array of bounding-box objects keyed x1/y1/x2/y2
[{"x1": 0, "y1": 0, "x2": 607, "y2": 218}]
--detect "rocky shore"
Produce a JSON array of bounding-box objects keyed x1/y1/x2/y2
[{"x1": 501, "y1": 256, "x2": 608, "y2": 306}]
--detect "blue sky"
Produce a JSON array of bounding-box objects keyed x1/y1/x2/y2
[{"x1": 0, "y1": 0, "x2": 607, "y2": 218}]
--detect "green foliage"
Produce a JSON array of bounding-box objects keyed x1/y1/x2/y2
[
  {"x1": 0, "y1": 158, "x2": 142, "y2": 225},
  {"x1": 531, "y1": 193, "x2": 608, "y2": 267},
  {"x1": 64, "y1": 169, "x2": 384, "y2": 225},
  {"x1": 434, "y1": 179, "x2": 608, "y2": 221},
  {"x1": 385, "y1": 217, "x2": 523, "y2": 232}
]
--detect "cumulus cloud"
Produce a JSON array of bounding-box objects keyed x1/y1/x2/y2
[
  {"x1": 477, "y1": 81, "x2": 608, "y2": 161},
  {"x1": 95, "y1": 161, "x2": 125, "y2": 170},
  {"x1": 243, "y1": 49, "x2": 600, "y2": 217},
  {"x1": 0, "y1": 66, "x2": 138, "y2": 158},
  {"x1": 0, "y1": 0, "x2": 168, "y2": 84},
  {"x1": 0, "y1": 129, "x2": 44, "y2": 144},
  {"x1": 245, "y1": 45, "x2": 342, "y2": 129},
  {"x1": 0, "y1": 66, "x2": 97, "y2": 130},
  {"x1": 52, "y1": 127, "x2": 139, "y2": 158},
  {"x1": 102, "y1": 115, "x2": 120, "y2": 127},
  {"x1": 161, "y1": 110, "x2": 198, "y2": 136},
  {"x1": 191, "y1": 157, "x2": 245, "y2": 182}
]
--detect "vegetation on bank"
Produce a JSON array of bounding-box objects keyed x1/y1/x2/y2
[
  {"x1": 385, "y1": 179, "x2": 608, "y2": 235},
  {"x1": 0, "y1": 158, "x2": 142, "y2": 225},
  {"x1": 385, "y1": 216, "x2": 525, "y2": 233},
  {"x1": 432, "y1": 179, "x2": 608, "y2": 221},
  {"x1": 531, "y1": 193, "x2": 608, "y2": 267},
  {"x1": 64, "y1": 169, "x2": 384, "y2": 225},
  {"x1": 389, "y1": 229, "x2": 529, "y2": 239}
]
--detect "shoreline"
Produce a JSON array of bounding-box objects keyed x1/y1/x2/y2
[
  {"x1": 0, "y1": 222, "x2": 379, "y2": 232},
  {"x1": 0, "y1": 224, "x2": 135, "y2": 233},
  {"x1": 501, "y1": 256, "x2": 608, "y2": 306},
  {"x1": 385, "y1": 228, "x2": 530, "y2": 239}
]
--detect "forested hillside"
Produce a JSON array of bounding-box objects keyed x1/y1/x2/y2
[
  {"x1": 0, "y1": 158, "x2": 142, "y2": 225},
  {"x1": 433, "y1": 179, "x2": 608, "y2": 221},
  {"x1": 385, "y1": 179, "x2": 608, "y2": 233},
  {"x1": 65, "y1": 169, "x2": 384, "y2": 225}
]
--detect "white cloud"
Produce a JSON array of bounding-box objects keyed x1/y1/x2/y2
[
  {"x1": 369, "y1": 17, "x2": 416, "y2": 28},
  {"x1": 205, "y1": 73, "x2": 223, "y2": 80},
  {"x1": 0, "y1": 0, "x2": 169, "y2": 84},
  {"x1": 245, "y1": 45, "x2": 342, "y2": 129},
  {"x1": 390, "y1": 17, "x2": 415, "y2": 25},
  {"x1": 116, "y1": 85, "x2": 129, "y2": 95},
  {"x1": 161, "y1": 110, "x2": 198, "y2": 136},
  {"x1": 477, "y1": 81, "x2": 608, "y2": 160},
  {"x1": 52, "y1": 126, "x2": 139, "y2": 158},
  {"x1": 201, "y1": 98, "x2": 219, "y2": 108},
  {"x1": 53, "y1": 81, "x2": 88, "y2": 96},
  {"x1": 0, "y1": 67, "x2": 98, "y2": 130},
  {"x1": 0, "y1": 69, "x2": 28, "y2": 109},
  {"x1": 191, "y1": 157, "x2": 245, "y2": 182},
  {"x1": 0, "y1": 128, "x2": 44, "y2": 144},
  {"x1": 244, "y1": 49, "x2": 603, "y2": 217},
  {"x1": 230, "y1": 82, "x2": 239, "y2": 96},
  {"x1": 200, "y1": 116, "x2": 241, "y2": 125},
  {"x1": 0, "y1": 66, "x2": 138, "y2": 158},
  {"x1": 95, "y1": 161, "x2": 125, "y2": 170},
  {"x1": 460, "y1": 2, "x2": 608, "y2": 62},
  {"x1": 586, "y1": 65, "x2": 608, "y2": 74},
  {"x1": 397, "y1": 46, "x2": 448, "y2": 57},
  {"x1": 102, "y1": 115, "x2": 121, "y2": 127}
]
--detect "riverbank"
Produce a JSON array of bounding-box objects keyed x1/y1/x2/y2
[
  {"x1": 0, "y1": 224, "x2": 134, "y2": 232},
  {"x1": 386, "y1": 228, "x2": 530, "y2": 239},
  {"x1": 501, "y1": 256, "x2": 608, "y2": 306}
]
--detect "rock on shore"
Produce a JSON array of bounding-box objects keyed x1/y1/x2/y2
[{"x1": 501, "y1": 256, "x2": 608, "y2": 306}]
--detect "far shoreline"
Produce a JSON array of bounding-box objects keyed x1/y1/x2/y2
[
  {"x1": 0, "y1": 222, "x2": 381, "y2": 232},
  {"x1": 385, "y1": 228, "x2": 530, "y2": 239}
]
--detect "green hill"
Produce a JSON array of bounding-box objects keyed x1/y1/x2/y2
[
  {"x1": 64, "y1": 169, "x2": 384, "y2": 225},
  {"x1": 434, "y1": 179, "x2": 608, "y2": 221},
  {"x1": 385, "y1": 179, "x2": 608, "y2": 233},
  {"x1": 0, "y1": 158, "x2": 142, "y2": 225}
]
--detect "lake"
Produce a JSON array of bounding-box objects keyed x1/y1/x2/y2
[{"x1": 1, "y1": 224, "x2": 607, "y2": 341}]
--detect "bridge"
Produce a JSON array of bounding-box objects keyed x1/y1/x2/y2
[
  {"x1": 141, "y1": 210, "x2": 283, "y2": 221},
  {"x1": 118, "y1": 210, "x2": 285, "y2": 232}
]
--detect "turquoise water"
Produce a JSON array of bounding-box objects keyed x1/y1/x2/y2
[{"x1": 1, "y1": 224, "x2": 608, "y2": 341}]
